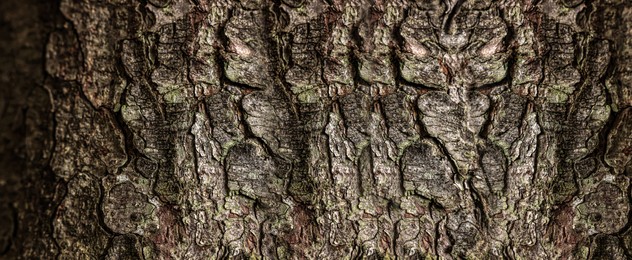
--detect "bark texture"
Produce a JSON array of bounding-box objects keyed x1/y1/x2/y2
[{"x1": 1, "y1": 0, "x2": 632, "y2": 259}]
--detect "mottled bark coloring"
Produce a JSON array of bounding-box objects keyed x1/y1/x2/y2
[{"x1": 1, "y1": 0, "x2": 632, "y2": 259}]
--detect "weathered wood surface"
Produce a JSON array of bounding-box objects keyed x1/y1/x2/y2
[{"x1": 1, "y1": 0, "x2": 632, "y2": 259}]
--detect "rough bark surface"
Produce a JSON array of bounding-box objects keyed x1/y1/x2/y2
[{"x1": 1, "y1": 0, "x2": 632, "y2": 259}]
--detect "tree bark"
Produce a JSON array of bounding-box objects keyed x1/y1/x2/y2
[{"x1": 1, "y1": 0, "x2": 632, "y2": 259}]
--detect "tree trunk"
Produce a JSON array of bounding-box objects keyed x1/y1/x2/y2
[{"x1": 1, "y1": 0, "x2": 632, "y2": 258}]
